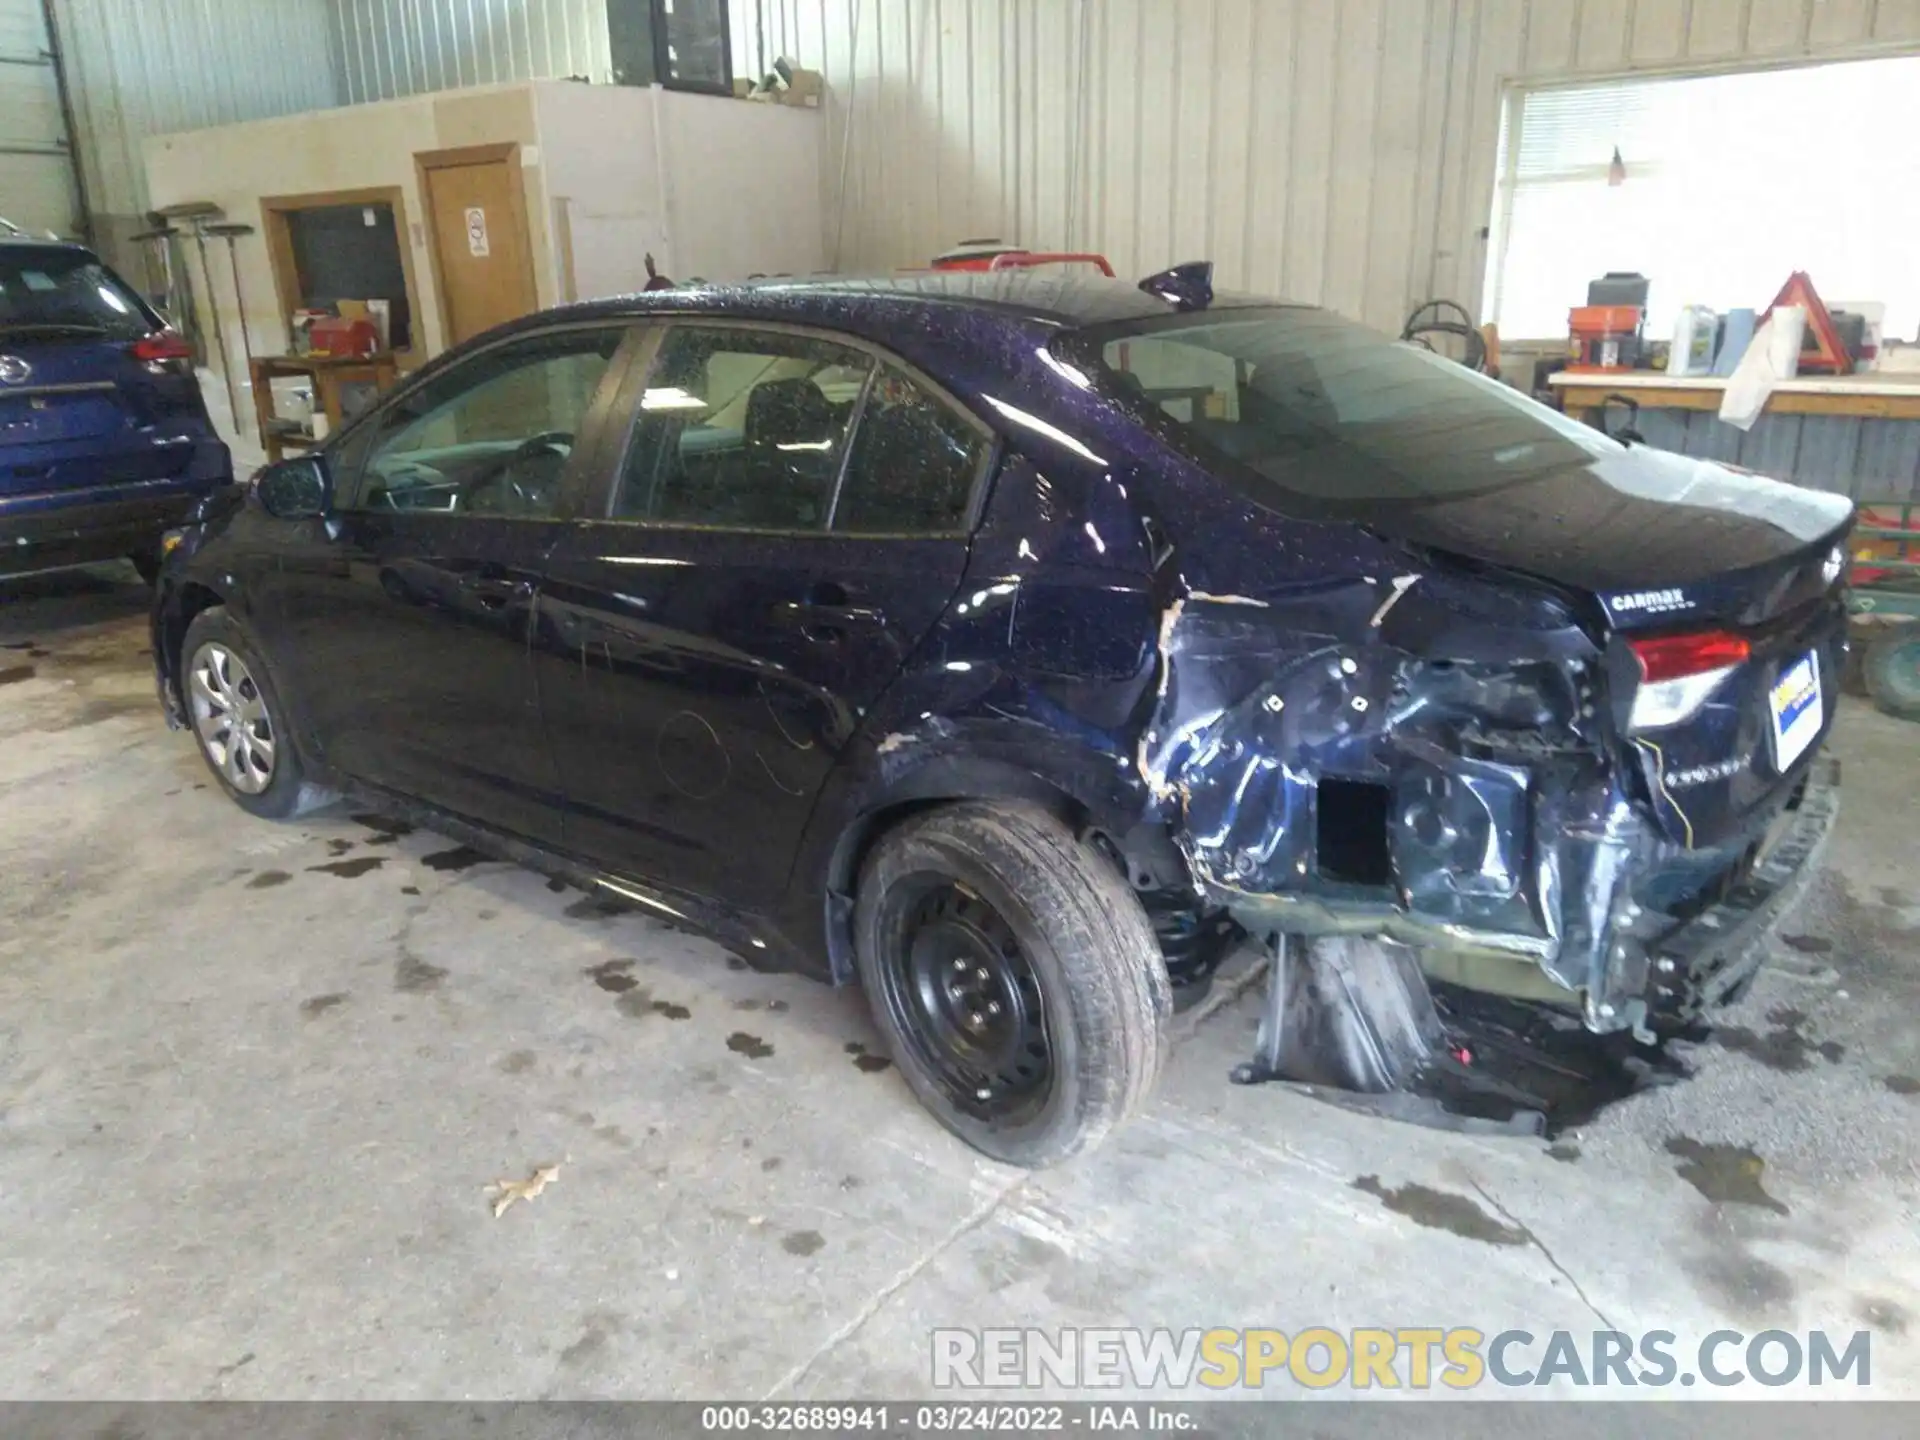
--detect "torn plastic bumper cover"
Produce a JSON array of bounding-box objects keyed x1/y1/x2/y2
[{"x1": 1139, "y1": 590, "x2": 1840, "y2": 1130}]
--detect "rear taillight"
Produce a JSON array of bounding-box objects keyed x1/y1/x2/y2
[
  {"x1": 1626, "y1": 630, "x2": 1750, "y2": 731},
  {"x1": 129, "y1": 330, "x2": 193, "y2": 374}
]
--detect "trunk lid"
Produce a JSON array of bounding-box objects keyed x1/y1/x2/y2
[{"x1": 1366, "y1": 448, "x2": 1851, "y2": 852}]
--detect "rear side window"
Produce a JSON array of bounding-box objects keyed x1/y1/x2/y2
[
  {"x1": 0, "y1": 248, "x2": 152, "y2": 342},
  {"x1": 613, "y1": 326, "x2": 871, "y2": 531},
  {"x1": 1059, "y1": 307, "x2": 1613, "y2": 510},
  {"x1": 831, "y1": 367, "x2": 987, "y2": 535}
]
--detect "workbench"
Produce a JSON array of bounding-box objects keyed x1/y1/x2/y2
[
  {"x1": 250, "y1": 352, "x2": 400, "y2": 463},
  {"x1": 1549, "y1": 370, "x2": 1920, "y2": 499}
]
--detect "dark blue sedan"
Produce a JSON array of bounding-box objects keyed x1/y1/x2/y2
[
  {"x1": 151, "y1": 265, "x2": 1851, "y2": 1163},
  {"x1": 0, "y1": 234, "x2": 231, "y2": 580}
]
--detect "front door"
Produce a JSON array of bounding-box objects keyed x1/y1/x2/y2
[
  {"x1": 258, "y1": 323, "x2": 634, "y2": 844},
  {"x1": 536, "y1": 322, "x2": 992, "y2": 909},
  {"x1": 420, "y1": 146, "x2": 540, "y2": 347}
]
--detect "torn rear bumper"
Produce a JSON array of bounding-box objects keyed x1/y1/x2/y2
[
  {"x1": 1230, "y1": 755, "x2": 1840, "y2": 1135},
  {"x1": 1646, "y1": 753, "x2": 1839, "y2": 1016}
]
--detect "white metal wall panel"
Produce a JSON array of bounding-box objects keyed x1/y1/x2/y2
[
  {"x1": 0, "y1": 0, "x2": 76, "y2": 236},
  {"x1": 331, "y1": 0, "x2": 613, "y2": 103},
  {"x1": 51, "y1": 0, "x2": 342, "y2": 272},
  {"x1": 720, "y1": 0, "x2": 1920, "y2": 331},
  {"x1": 1436, "y1": 0, "x2": 1920, "y2": 316},
  {"x1": 305, "y1": 0, "x2": 1920, "y2": 329}
]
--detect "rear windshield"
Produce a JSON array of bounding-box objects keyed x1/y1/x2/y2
[
  {"x1": 1056, "y1": 307, "x2": 1617, "y2": 509},
  {"x1": 0, "y1": 247, "x2": 153, "y2": 342}
]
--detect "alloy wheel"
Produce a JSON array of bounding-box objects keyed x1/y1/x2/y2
[{"x1": 188, "y1": 641, "x2": 276, "y2": 795}]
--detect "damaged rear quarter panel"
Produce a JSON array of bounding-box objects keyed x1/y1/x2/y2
[{"x1": 1139, "y1": 561, "x2": 1668, "y2": 1034}]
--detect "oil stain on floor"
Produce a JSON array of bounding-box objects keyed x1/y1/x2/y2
[
  {"x1": 1711, "y1": 1005, "x2": 1845, "y2": 1072},
  {"x1": 843, "y1": 1041, "x2": 892, "y2": 1074},
  {"x1": 1664, "y1": 1137, "x2": 1789, "y2": 1215},
  {"x1": 584, "y1": 959, "x2": 639, "y2": 993},
  {"x1": 395, "y1": 951, "x2": 449, "y2": 993},
  {"x1": 727, "y1": 1032, "x2": 774, "y2": 1060},
  {"x1": 615, "y1": 988, "x2": 691, "y2": 1021},
  {"x1": 308, "y1": 857, "x2": 385, "y2": 879},
  {"x1": 422, "y1": 845, "x2": 490, "y2": 873},
  {"x1": 1351, "y1": 1175, "x2": 1528, "y2": 1246}
]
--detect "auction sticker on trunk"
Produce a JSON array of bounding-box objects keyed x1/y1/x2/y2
[{"x1": 1770, "y1": 650, "x2": 1823, "y2": 771}]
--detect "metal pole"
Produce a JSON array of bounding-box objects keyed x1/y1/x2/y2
[
  {"x1": 205, "y1": 223, "x2": 257, "y2": 442},
  {"x1": 38, "y1": 0, "x2": 92, "y2": 245},
  {"x1": 189, "y1": 221, "x2": 241, "y2": 438}
]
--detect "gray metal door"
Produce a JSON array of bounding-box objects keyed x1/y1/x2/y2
[{"x1": 0, "y1": 0, "x2": 78, "y2": 238}]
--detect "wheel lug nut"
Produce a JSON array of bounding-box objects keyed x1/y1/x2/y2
[
  {"x1": 987, "y1": 1001, "x2": 1001, "y2": 1016},
  {"x1": 969, "y1": 1013, "x2": 984, "y2": 1028},
  {"x1": 976, "y1": 967, "x2": 989, "y2": 982},
  {"x1": 975, "y1": 1087, "x2": 991, "y2": 1100},
  {"x1": 952, "y1": 959, "x2": 967, "y2": 972}
]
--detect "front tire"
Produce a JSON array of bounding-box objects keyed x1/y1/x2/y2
[
  {"x1": 181, "y1": 606, "x2": 308, "y2": 819},
  {"x1": 854, "y1": 803, "x2": 1171, "y2": 1167}
]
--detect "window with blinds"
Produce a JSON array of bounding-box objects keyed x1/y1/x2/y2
[{"x1": 1483, "y1": 56, "x2": 1920, "y2": 343}]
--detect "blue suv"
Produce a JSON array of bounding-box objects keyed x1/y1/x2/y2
[
  {"x1": 150, "y1": 266, "x2": 1849, "y2": 1164},
  {"x1": 0, "y1": 234, "x2": 231, "y2": 581}
]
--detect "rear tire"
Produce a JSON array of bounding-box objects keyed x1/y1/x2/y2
[
  {"x1": 853, "y1": 802, "x2": 1171, "y2": 1167},
  {"x1": 180, "y1": 607, "x2": 308, "y2": 819},
  {"x1": 1864, "y1": 624, "x2": 1920, "y2": 721}
]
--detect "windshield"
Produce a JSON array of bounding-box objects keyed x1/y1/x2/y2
[
  {"x1": 0, "y1": 246, "x2": 154, "y2": 342},
  {"x1": 1059, "y1": 307, "x2": 1620, "y2": 508}
]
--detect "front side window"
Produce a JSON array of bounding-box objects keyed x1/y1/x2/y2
[
  {"x1": 832, "y1": 366, "x2": 988, "y2": 534},
  {"x1": 612, "y1": 326, "x2": 871, "y2": 531},
  {"x1": 343, "y1": 327, "x2": 624, "y2": 518}
]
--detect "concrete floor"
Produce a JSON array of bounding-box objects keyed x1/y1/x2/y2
[{"x1": 2, "y1": 563, "x2": 1917, "y2": 1401}]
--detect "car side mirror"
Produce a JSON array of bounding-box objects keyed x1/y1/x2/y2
[{"x1": 255, "y1": 455, "x2": 331, "y2": 520}]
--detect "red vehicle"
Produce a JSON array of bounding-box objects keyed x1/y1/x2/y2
[{"x1": 929, "y1": 242, "x2": 1115, "y2": 276}]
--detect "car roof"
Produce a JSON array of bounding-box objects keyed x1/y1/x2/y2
[
  {"x1": 0, "y1": 235, "x2": 94, "y2": 256},
  {"x1": 532, "y1": 268, "x2": 1289, "y2": 338}
]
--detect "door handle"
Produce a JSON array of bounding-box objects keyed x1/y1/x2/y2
[
  {"x1": 775, "y1": 600, "x2": 884, "y2": 630},
  {"x1": 462, "y1": 573, "x2": 536, "y2": 609}
]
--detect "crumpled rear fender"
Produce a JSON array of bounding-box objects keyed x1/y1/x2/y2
[{"x1": 1139, "y1": 572, "x2": 1670, "y2": 1035}]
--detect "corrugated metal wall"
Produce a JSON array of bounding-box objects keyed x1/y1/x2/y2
[
  {"x1": 738, "y1": 0, "x2": 1920, "y2": 331},
  {"x1": 0, "y1": 0, "x2": 80, "y2": 237},
  {"x1": 237, "y1": 0, "x2": 1920, "y2": 331},
  {"x1": 330, "y1": 0, "x2": 613, "y2": 102},
  {"x1": 52, "y1": 0, "x2": 342, "y2": 278}
]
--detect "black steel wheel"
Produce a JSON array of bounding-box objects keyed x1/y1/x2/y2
[
  {"x1": 854, "y1": 802, "x2": 1170, "y2": 1166},
  {"x1": 878, "y1": 879, "x2": 1054, "y2": 1124}
]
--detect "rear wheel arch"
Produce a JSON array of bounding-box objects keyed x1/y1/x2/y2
[{"x1": 817, "y1": 760, "x2": 1106, "y2": 984}]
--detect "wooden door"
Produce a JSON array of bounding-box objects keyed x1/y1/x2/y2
[{"x1": 419, "y1": 146, "x2": 539, "y2": 348}]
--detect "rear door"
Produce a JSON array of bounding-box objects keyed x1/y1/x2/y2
[{"x1": 537, "y1": 320, "x2": 991, "y2": 909}]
